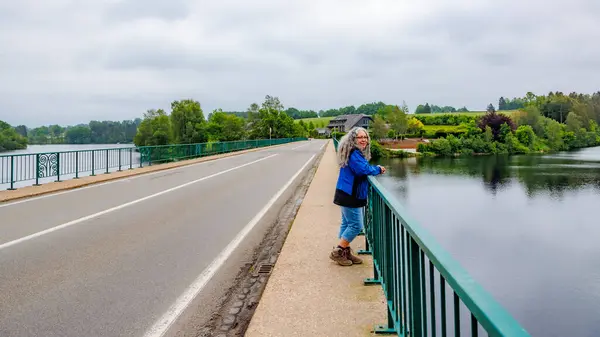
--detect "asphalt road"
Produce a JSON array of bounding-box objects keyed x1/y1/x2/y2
[{"x1": 0, "y1": 139, "x2": 327, "y2": 337}]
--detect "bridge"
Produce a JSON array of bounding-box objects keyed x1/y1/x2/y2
[{"x1": 0, "y1": 138, "x2": 530, "y2": 336}]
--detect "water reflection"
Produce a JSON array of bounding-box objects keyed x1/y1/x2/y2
[
  {"x1": 373, "y1": 146, "x2": 600, "y2": 337},
  {"x1": 377, "y1": 146, "x2": 600, "y2": 200}
]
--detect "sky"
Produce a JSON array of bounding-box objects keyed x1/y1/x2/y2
[{"x1": 0, "y1": 0, "x2": 599, "y2": 128}]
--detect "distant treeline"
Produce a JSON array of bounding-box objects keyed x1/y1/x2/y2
[{"x1": 10, "y1": 119, "x2": 142, "y2": 145}]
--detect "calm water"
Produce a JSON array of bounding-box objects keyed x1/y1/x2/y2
[
  {"x1": 3, "y1": 143, "x2": 134, "y2": 155},
  {"x1": 374, "y1": 146, "x2": 600, "y2": 337}
]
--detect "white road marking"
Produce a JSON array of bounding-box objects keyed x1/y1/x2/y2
[
  {"x1": 142, "y1": 153, "x2": 317, "y2": 337},
  {"x1": 0, "y1": 154, "x2": 278, "y2": 251},
  {"x1": 291, "y1": 143, "x2": 310, "y2": 150},
  {"x1": 0, "y1": 142, "x2": 301, "y2": 208}
]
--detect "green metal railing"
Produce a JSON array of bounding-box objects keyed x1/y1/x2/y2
[
  {"x1": 332, "y1": 138, "x2": 530, "y2": 337},
  {"x1": 0, "y1": 138, "x2": 306, "y2": 190}
]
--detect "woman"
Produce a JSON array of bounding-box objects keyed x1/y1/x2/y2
[{"x1": 330, "y1": 127, "x2": 386, "y2": 266}]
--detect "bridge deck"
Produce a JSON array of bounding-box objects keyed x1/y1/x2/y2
[{"x1": 0, "y1": 140, "x2": 327, "y2": 337}]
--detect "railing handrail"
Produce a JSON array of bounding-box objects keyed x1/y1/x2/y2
[
  {"x1": 0, "y1": 145, "x2": 137, "y2": 158},
  {"x1": 332, "y1": 136, "x2": 529, "y2": 336},
  {"x1": 367, "y1": 175, "x2": 530, "y2": 336},
  {"x1": 1, "y1": 137, "x2": 307, "y2": 190},
  {"x1": 0, "y1": 137, "x2": 304, "y2": 158}
]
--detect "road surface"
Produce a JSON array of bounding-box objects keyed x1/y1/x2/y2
[{"x1": 0, "y1": 139, "x2": 327, "y2": 337}]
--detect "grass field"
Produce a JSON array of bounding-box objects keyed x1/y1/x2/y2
[
  {"x1": 422, "y1": 125, "x2": 464, "y2": 131},
  {"x1": 294, "y1": 116, "x2": 333, "y2": 128},
  {"x1": 420, "y1": 110, "x2": 519, "y2": 116}
]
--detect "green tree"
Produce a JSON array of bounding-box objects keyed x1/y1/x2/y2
[
  {"x1": 515, "y1": 125, "x2": 535, "y2": 147},
  {"x1": 371, "y1": 115, "x2": 388, "y2": 140},
  {"x1": 65, "y1": 126, "x2": 92, "y2": 144},
  {"x1": 133, "y1": 109, "x2": 173, "y2": 146},
  {"x1": 207, "y1": 110, "x2": 246, "y2": 141},
  {"x1": 387, "y1": 105, "x2": 408, "y2": 138},
  {"x1": 170, "y1": 99, "x2": 207, "y2": 144}
]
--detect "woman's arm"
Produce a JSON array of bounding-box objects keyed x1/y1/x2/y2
[{"x1": 348, "y1": 151, "x2": 382, "y2": 176}]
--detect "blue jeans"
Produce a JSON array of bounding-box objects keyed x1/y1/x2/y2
[{"x1": 338, "y1": 206, "x2": 364, "y2": 243}]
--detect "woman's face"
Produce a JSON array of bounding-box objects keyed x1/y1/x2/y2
[{"x1": 355, "y1": 130, "x2": 368, "y2": 150}]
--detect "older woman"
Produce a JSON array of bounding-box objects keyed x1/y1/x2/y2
[{"x1": 330, "y1": 127, "x2": 386, "y2": 266}]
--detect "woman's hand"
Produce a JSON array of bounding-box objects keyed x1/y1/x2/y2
[{"x1": 378, "y1": 165, "x2": 386, "y2": 174}]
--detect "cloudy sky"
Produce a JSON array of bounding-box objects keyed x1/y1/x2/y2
[{"x1": 1, "y1": 0, "x2": 599, "y2": 127}]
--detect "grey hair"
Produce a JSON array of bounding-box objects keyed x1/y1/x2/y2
[{"x1": 337, "y1": 127, "x2": 371, "y2": 167}]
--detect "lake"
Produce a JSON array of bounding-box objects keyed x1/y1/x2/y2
[
  {"x1": 3, "y1": 143, "x2": 135, "y2": 155},
  {"x1": 374, "y1": 146, "x2": 600, "y2": 337}
]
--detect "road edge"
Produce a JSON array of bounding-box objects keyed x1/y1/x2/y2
[{"x1": 199, "y1": 141, "x2": 328, "y2": 336}]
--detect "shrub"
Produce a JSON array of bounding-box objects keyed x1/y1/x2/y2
[
  {"x1": 370, "y1": 140, "x2": 385, "y2": 159},
  {"x1": 478, "y1": 112, "x2": 516, "y2": 141},
  {"x1": 515, "y1": 125, "x2": 535, "y2": 147}
]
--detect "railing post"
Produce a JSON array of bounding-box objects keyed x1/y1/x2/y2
[
  {"x1": 365, "y1": 197, "x2": 382, "y2": 286},
  {"x1": 130, "y1": 148, "x2": 133, "y2": 170},
  {"x1": 8, "y1": 155, "x2": 15, "y2": 190},
  {"x1": 118, "y1": 148, "x2": 122, "y2": 171},
  {"x1": 409, "y1": 237, "x2": 423, "y2": 337},
  {"x1": 358, "y1": 194, "x2": 373, "y2": 255},
  {"x1": 91, "y1": 150, "x2": 96, "y2": 176},
  {"x1": 34, "y1": 154, "x2": 40, "y2": 186},
  {"x1": 75, "y1": 151, "x2": 79, "y2": 179},
  {"x1": 55, "y1": 152, "x2": 61, "y2": 182},
  {"x1": 105, "y1": 149, "x2": 109, "y2": 174}
]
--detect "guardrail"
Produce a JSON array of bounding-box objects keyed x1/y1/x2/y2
[
  {"x1": 332, "y1": 138, "x2": 529, "y2": 337},
  {"x1": 1, "y1": 138, "x2": 306, "y2": 190}
]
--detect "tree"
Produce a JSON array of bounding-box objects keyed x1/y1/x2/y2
[
  {"x1": 565, "y1": 112, "x2": 583, "y2": 133},
  {"x1": 407, "y1": 117, "x2": 424, "y2": 135},
  {"x1": 133, "y1": 109, "x2": 173, "y2": 146},
  {"x1": 387, "y1": 105, "x2": 408, "y2": 138},
  {"x1": 478, "y1": 111, "x2": 516, "y2": 141},
  {"x1": 371, "y1": 115, "x2": 387, "y2": 140},
  {"x1": 498, "y1": 97, "x2": 507, "y2": 110},
  {"x1": 65, "y1": 126, "x2": 92, "y2": 144},
  {"x1": 14, "y1": 125, "x2": 27, "y2": 137},
  {"x1": 207, "y1": 110, "x2": 246, "y2": 141},
  {"x1": 487, "y1": 103, "x2": 496, "y2": 114},
  {"x1": 170, "y1": 99, "x2": 207, "y2": 144},
  {"x1": 515, "y1": 125, "x2": 535, "y2": 147}
]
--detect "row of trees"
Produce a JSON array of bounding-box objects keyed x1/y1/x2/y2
[
  {"x1": 419, "y1": 91, "x2": 600, "y2": 156},
  {"x1": 133, "y1": 96, "x2": 310, "y2": 147},
  {"x1": 498, "y1": 97, "x2": 526, "y2": 110},
  {"x1": 12, "y1": 120, "x2": 142, "y2": 145},
  {"x1": 227, "y1": 102, "x2": 387, "y2": 120},
  {"x1": 414, "y1": 103, "x2": 470, "y2": 114}
]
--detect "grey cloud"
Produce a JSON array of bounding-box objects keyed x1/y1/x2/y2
[
  {"x1": 476, "y1": 52, "x2": 515, "y2": 67},
  {"x1": 103, "y1": 0, "x2": 191, "y2": 22},
  {"x1": 1, "y1": 0, "x2": 600, "y2": 127}
]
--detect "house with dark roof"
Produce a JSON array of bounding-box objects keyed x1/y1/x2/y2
[{"x1": 326, "y1": 114, "x2": 373, "y2": 133}]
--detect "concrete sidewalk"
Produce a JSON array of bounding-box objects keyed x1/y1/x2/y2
[{"x1": 245, "y1": 141, "x2": 387, "y2": 337}]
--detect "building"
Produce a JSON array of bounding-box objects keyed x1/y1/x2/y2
[
  {"x1": 315, "y1": 128, "x2": 331, "y2": 137},
  {"x1": 326, "y1": 114, "x2": 373, "y2": 133}
]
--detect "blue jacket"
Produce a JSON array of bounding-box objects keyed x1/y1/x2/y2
[{"x1": 334, "y1": 149, "x2": 382, "y2": 208}]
